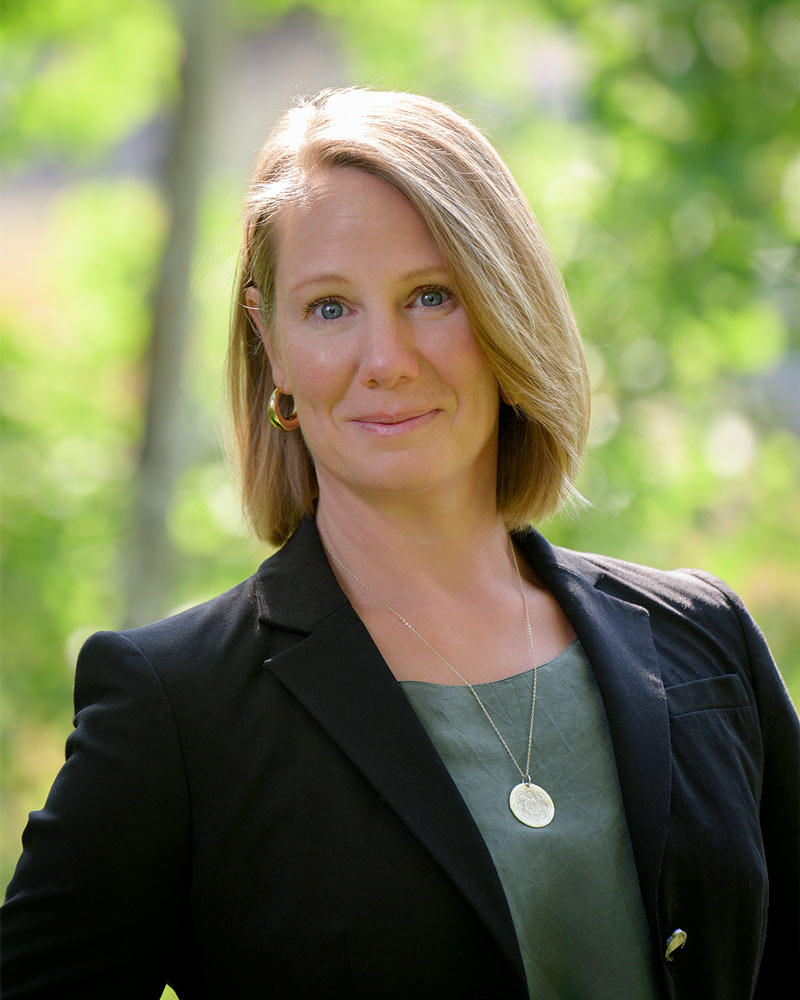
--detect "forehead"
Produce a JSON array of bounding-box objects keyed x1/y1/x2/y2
[{"x1": 273, "y1": 167, "x2": 445, "y2": 287}]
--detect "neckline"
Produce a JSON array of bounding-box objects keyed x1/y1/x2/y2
[{"x1": 399, "y1": 636, "x2": 580, "y2": 690}]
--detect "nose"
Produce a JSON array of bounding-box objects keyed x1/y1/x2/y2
[{"x1": 357, "y1": 311, "x2": 421, "y2": 388}]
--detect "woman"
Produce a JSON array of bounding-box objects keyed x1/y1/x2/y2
[{"x1": 2, "y1": 88, "x2": 798, "y2": 999}]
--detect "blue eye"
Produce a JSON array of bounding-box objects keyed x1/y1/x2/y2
[
  {"x1": 419, "y1": 289, "x2": 445, "y2": 307},
  {"x1": 413, "y1": 286, "x2": 452, "y2": 309},
  {"x1": 312, "y1": 300, "x2": 345, "y2": 320}
]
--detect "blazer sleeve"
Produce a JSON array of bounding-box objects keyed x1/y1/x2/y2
[
  {"x1": 1, "y1": 631, "x2": 191, "y2": 999},
  {"x1": 690, "y1": 571, "x2": 800, "y2": 997}
]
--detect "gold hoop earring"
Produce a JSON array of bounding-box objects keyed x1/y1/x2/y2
[{"x1": 268, "y1": 387, "x2": 299, "y2": 431}]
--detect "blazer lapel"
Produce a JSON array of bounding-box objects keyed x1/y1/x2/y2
[
  {"x1": 255, "y1": 520, "x2": 672, "y2": 971},
  {"x1": 517, "y1": 530, "x2": 671, "y2": 945},
  {"x1": 256, "y1": 519, "x2": 526, "y2": 985}
]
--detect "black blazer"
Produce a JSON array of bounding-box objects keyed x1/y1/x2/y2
[{"x1": 2, "y1": 518, "x2": 798, "y2": 999}]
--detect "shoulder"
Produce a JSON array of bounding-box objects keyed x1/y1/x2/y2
[
  {"x1": 78, "y1": 518, "x2": 339, "y2": 704},
  {"x1": 564, "y1": 544, "x2": 765, "y2": 644},
  {"x1": 121, "y1": 572, "x2": 267, "y2": 661},
  {"x1": 524, "y1": 526, "x2": 744, "y2": 618},
  {"x1": 568, "y1": 548, "x2": 742, "y2": 616},
  {"x1": 579, "y1": 552, "x2": 772, "y2": 668},
  {"x1": 77, "y1": 565, "x2": 278, "y2": 711},
  {"x1": 570, "y1": 550, "x2": 773, "y2": 660},
  {"x1": 520, "y1": 529, "x2": 778, "y2": 688},
  {"x1": 109, "y1": 517, "x2": 340, "y2": 669}
]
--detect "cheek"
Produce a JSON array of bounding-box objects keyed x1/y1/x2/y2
[
  {"x1": 440, "y1": 332, "x2": 498, "y2": 403},
  {"x1": 281, "y1": 338, "x2": 354, "y2": 410}
]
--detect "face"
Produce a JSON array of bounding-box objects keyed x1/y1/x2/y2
[{"x1": 262, "y1": 167, "x2": 500, "y2": 508}]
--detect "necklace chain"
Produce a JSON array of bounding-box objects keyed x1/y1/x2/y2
[{"x1": 323, "y1": 538, "x2": 538, "y2": 784}]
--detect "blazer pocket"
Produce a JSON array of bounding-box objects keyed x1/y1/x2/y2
[{"x1": 666, "y1": 673, "x2": 750, "y2": 717}]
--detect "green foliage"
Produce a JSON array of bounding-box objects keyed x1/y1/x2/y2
[
  {"x1": 1, "y1": 0, "x2": 179, "y2": 164},
  {"x1": 3, "y1": 0, "x2": 798, "y2": 898},
  {"x1": 1, "y1": 177, "x2": 164, "y2": 880}
]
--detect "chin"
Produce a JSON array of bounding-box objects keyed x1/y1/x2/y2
[{"x1": 334, "y1": 454, "x2": 458, "y2": 499}]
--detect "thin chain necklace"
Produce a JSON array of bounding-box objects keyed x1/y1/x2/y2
[{"x1": 323, "y1": 537, "x2": 555, "y2": 828}]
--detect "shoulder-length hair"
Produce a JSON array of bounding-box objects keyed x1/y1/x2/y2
[{"x1": 228, "y1": 87, "x2": 590, "y2": 546}]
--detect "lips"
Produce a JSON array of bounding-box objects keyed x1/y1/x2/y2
[
  {"x1": 356, "y1": 411, "x2": 431, "y2": 424},
  {"x1": 349, "y1": 410, "x2": 440, "y2": 436}
]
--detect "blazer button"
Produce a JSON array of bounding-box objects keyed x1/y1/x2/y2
[{"x1": 665, "y1": 928, "x2": 687, "y2": 961}]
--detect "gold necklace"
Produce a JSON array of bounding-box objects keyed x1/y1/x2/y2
[{"x1": 324, "y1": 538, "x2": 555, "y2": 828}]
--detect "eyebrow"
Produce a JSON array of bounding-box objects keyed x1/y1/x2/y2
[{"x1": 289, "y1": 265, "x2": 449, "y2": 296}]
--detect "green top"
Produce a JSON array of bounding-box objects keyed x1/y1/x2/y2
[{"x1": 400, "y1": 640, "x2": 658, "y2": 999}]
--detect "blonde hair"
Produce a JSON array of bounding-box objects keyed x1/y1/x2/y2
[{"x1": 228, "y1": 87, "x2": 590, "y2": 546}]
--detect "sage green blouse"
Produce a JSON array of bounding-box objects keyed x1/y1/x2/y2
[{"x1": 400, "y1": 640, "x2": 658, "y2": 999}]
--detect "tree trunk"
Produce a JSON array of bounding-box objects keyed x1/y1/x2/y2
[{"x1": 122, "y1": 0, "x2": 225, "y2": 627}]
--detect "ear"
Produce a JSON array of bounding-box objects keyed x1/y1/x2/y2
[
  {"x1": 245, "y1": 287, "x2": 289, "y2": 390},
  {"x1": 500, "y1": 386, "x2": 515, "y2": 407}
]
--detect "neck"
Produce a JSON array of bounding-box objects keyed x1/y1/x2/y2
[{"x1": 314, "y1": 475, "x2": 512, "y2": 601}]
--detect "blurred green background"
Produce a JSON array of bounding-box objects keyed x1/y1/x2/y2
[{"x1": 2, "y1": 0, "x2": 798, "y2": 952}]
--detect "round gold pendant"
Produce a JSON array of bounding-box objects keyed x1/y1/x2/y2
[{"x1": 509, "y1": 782, "x2": 555, "y2": 827}]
